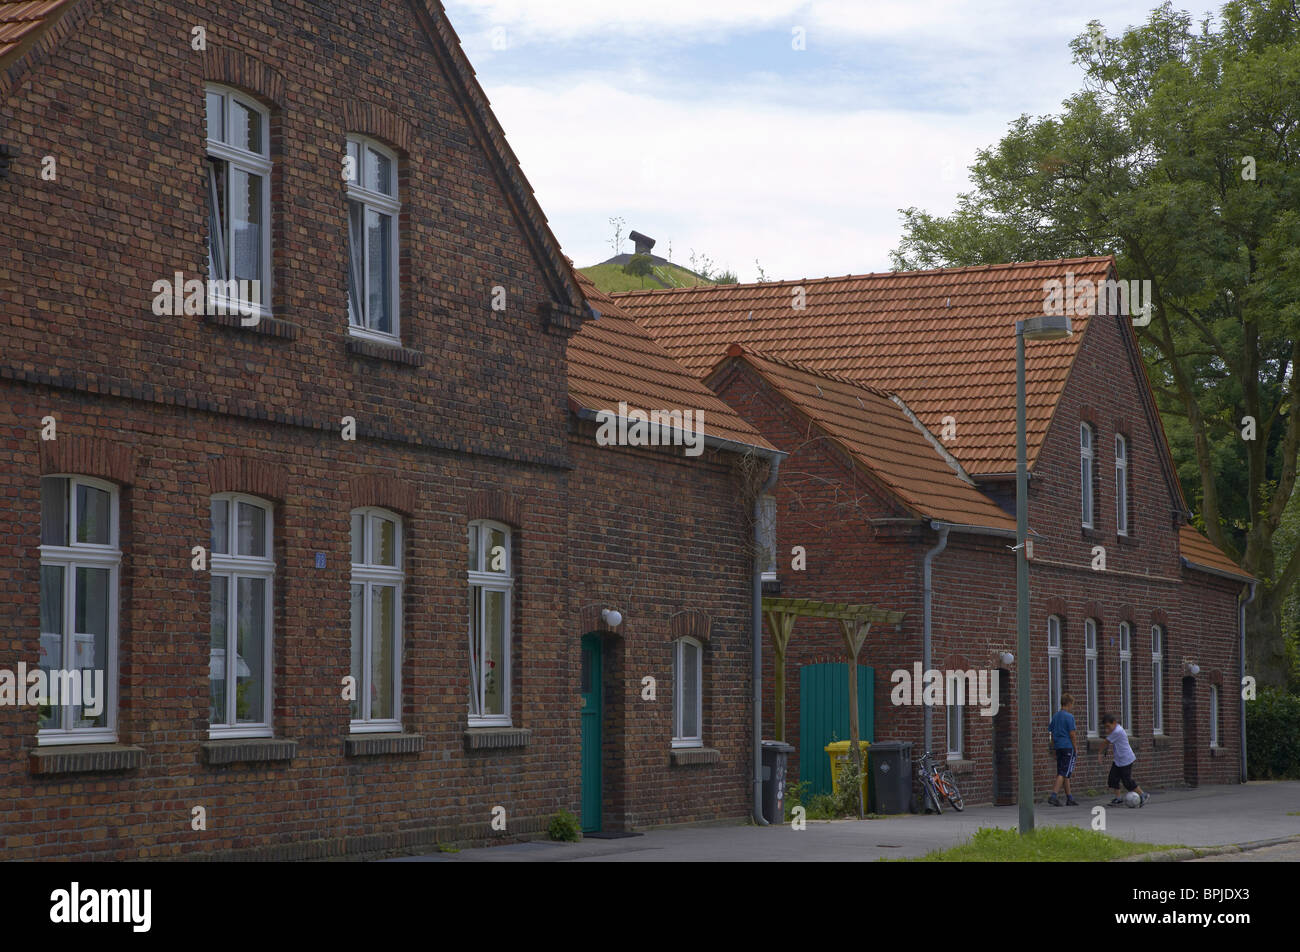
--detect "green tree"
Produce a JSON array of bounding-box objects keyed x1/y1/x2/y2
[
  {"x1": 622, "y1": 253, "x2": 654, "y2": 288},
  {"x1": 892, "y1": 0, "x2": 1300, "y2": 688}
]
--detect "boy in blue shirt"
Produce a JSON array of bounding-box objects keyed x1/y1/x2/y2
[{"x1": 1047, "y1": 693, "x2": 1078, "y2": 806}]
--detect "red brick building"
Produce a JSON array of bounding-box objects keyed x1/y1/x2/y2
[
  {"x1": 0, "y1": 0, "x2": 778, "y2": 859},
  {"x1": 620, "y1": 259, "x2": 1254, "y2": 805}
]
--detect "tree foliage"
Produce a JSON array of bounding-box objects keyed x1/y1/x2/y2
[{"x1": 892, "y1": 0, "x2": 1300, "y2": 686}]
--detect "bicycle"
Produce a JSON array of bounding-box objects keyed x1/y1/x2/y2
[{"x1": 916, "y1": 750, "x2": 965, "y2": 813}]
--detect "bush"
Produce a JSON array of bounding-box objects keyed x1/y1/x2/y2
[
  {"x1": 547, "y1": 809, "x2": 582, "y2": 842},
  {"x1": 1246, "y1": 688, "x2": 1300, "y2": 779}
]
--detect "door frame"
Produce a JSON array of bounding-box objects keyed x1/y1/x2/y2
[{"x1": 580, "y1": 632, "x2": 604, "y2": 833}]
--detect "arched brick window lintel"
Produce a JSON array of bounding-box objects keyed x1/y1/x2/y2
[
  {"x1": 467, "y1": 489, "x2": 524, "y2": 529},
  {"x1": 39, "y1": 437, "x2": 137, "y2": 486},
  {"x1": 1044, "y1": 597, "x2": 1068, "y2": 618},
  {"x1": 342, "y1": 101, "x2": 416, "y2": 156},
  {"x1": 349, "y1": 474, "x2": 416, "y2": 516},
  {"x1": 207, "y1": 457, "x2": 288, "y2": 502},
  {"x1": 202, "y1": 47, "x2": 286, "y2": 107},
  {"x1": 668, "y1": 610, "x2": 712, "y2": 644}
]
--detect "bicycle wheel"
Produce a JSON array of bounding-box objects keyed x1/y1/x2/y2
[
  {"x1": 940, "y1": 769, "x2": 964, "y2": 811},
  {"x1": 922, "y1": 775, "x2": 943, "y2": 814}
]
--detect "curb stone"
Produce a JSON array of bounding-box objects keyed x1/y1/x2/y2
[{"x1": 1119, "y1": 833, "x2": 1300, "y2": 862}]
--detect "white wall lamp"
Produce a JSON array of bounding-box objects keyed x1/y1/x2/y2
[
  {"x1": 998, "y1": 651, "x2": 1015, "y2": 667},
  {"x1": 1184, "y1": 660, "x2": 1200, "y2": 676},
  {"x1": 601, "y1": 608, "x2": 623, "y2": 628}
]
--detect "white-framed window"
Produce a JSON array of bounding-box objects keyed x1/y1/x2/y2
[
  {"x1": 1115, "y1": 434, "x2": 1128, "y2": 535},
  {"x1": 1080, "y1": 423, "x2": 1094, "y2": 528},
  {"x1": 345, "y1": 135, "x2": 400, "y2": 342},
  {"x1": 468, "y1": 521, "x2": 512, "y2": 726},
  {"x1": 209, "y1": 494, "x2": 274, "y2": 737},
  {"x1": 757, "y1": 493, "x2": 778, "y2": 581},
  {"x1": 38, "y1": 476, "x2": 120, "y2": 745},
  {"x1": 1047, "y1": 615, "x2": 1062, "y2": 713},
  {"x1": 1209, "y1": 684, "x2": 1220, "y2": 748},
  {"x1": 1151, "y1": 625, "x2": 1164, "y2": 735},
  {"x1": 1084, "y1": 618, "x2": 1099, "y2": 737},
  {"x1": 946, "y1": 698, "x2": 963, "y2": 760},
  {"x1": 350, "y1": 508, "x2": 403, "y2": 732},
  {"x1": 205, "y1": 85, "x2": 272, "y2": 320},
  {"x1": 1118, "y1": 621, "x2": 1133, "y2": 730},
  {"x1": 672, "y1": 637, "x2": 703, "y2": 748}
]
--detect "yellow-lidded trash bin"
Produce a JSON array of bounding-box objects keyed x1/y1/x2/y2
[{"x1": 825, "y1": 740, "x2": 870, "y2": 804}]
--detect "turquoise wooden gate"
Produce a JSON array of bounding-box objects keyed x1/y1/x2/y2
[{"x1": 798, "y1": 663, "x2": 874, "y2": 797}]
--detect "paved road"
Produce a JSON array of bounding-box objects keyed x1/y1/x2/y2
[{"x1": 387, "y1": 781, "x2": 1300, "y2": 862}]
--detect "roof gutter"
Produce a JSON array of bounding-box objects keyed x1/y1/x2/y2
[
  {"x1": 752, "y1": 454, "x2": 782, "y2": 826},
  {"x1": 1239, "y1": 580, "x2": 1256, "y2": 784},
  {"x1": 1179, "y1": 556, "x2": 1254, "y2": 585},
  {"x1": 922, "y1": 521, "x2": 950, "y2": 755}
]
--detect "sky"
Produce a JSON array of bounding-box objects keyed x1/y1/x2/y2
[{"x1": 441, "y1": 0, "x2": 1212, "y2": 282}]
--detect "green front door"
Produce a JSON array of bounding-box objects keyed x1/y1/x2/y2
[{"x1": 580, "y1": 633, "x2": 603, "y2": 832}]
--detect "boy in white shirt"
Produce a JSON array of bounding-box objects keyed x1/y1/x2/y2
[{"x1": 1098, "y1": 713, "x2": 1149, "y2": 807}]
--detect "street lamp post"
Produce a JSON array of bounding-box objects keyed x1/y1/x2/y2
[{"x1": 1015, "y1": 314, "x2": 1071, "y2": 836}]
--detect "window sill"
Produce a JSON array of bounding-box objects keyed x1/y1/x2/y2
[
  {"x1": 203, "y1": 311, "x2": 301, "y2": 340},
  {"x1": 945, "y1": 758, "x2": 975, "y2": 775},
  {"x1": 670, "y1": 747, "x2": 721, "y2": 766},
  {"x1": 345, "y1": 337, "x2": 424, "y2": 367},
  {"x1": 345, "y1": 732, "x2": 423, "y2": 757},
  {"x1": 201, "y1": 737, "x2": 297, "y2": 765},
  {"x1": 29, "y1": 744, "x2": 144, "y2": 775},
  {"x1": 1209, "y1": 745, "x2": 1225, "y2": 757},
  {"x1": 1151, "y1": 733, "x2": 1175, "y2": 748},
  {"x1": 463, "y1": 727, "x2": 531, "y2": 751}
]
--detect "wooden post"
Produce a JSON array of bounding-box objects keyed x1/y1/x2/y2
[
  {"x1": 764, "y1": 610, "x2": 795, "y2": 742},
  {"x1": 838, "y1": 618, "x2": 871, "y2": 816}
]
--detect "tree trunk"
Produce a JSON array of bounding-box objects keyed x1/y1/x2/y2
[{"x1": 1247, "y1": 588, "x2": 1289, "y2": 690}]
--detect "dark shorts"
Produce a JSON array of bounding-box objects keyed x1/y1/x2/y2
[
  {"x1": 1108, "y1": 762, "x2": 1137, "y2": 791},
  {"x1": 1055, "y1": 748, "x2": 1076, "y2": 778}
]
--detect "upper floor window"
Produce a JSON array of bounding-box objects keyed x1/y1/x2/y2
[
  {"x1": 1118, "y1": 621, "x2": 1133, "y2": 730},
  {"x1": 345, "y1": 136, "x2": 400, "y2": 342},
  {"x1": 209, "y1": 494, "x2": 274, "y2": 736},
  {"x1": 1151, "y1": 625, "x2": 1165, "y2": 735},
  {"x1": 672, "y1": 637, "x2": 703, "y2": 748},
  {"x1": 756, "y1": 494, "x2": 778, "y2": 581},
  {"x1": 205, "y1": 86, "x2": 272, "y2": 319},
  {"x1": 1046, "y1": 615, "x2": 1063, "y2": 713},
  {"x1": 351, "y1": 509, "x2": 403, "y2": 731},
  {"x1": 468, "y1": 521, "x2": 512, "y2": 726},
  {"x1": 1084, "y1": 619, "x2": 1099, "y2": 737},
  {"x1": 1080, "y1": 423, "x2": 1094, "y2": 528},
  {"x1": 39, "y1": 477, "x2": 120, "y2": 744},
  {"x1": 1115, "y1": 434, "x2": 1128, "y2": 536}
]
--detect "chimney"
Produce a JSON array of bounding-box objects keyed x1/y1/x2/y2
[{"x1": 629, "y1": 230, "x2": 655, "y2": 256}]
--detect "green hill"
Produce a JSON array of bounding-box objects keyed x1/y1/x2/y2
[{"x1": 580, "y1": 260, "x2": 715, "y2": 294}]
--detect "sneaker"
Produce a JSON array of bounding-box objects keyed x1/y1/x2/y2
[
  {"x1": 1109, "y1": 797, "x2": 1124, "y2": 805},
  {"x1": 1066, "y1": 796, "x2": 1079, "y2": 806},
  {"x1": 1048, "y1": 793, "x2": 1060, "y2": 806},
  {"x1": 1139, "y1": 793, "x2": 1150, "y2": 808}
]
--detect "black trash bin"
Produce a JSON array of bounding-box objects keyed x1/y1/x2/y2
[
  {"x1": 867, "y1": 741, "x2": 913, "y2": 814},
  {"x1": 760, "y1": 740, "x2": 796, "y2": 823}
]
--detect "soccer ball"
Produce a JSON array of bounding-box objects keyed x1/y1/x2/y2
[{"x1": 1124, "y1": 791, "x2": 1141, "y2": 808}]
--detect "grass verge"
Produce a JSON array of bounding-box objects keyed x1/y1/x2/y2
[{"x1": 897, "y1": 825, "x2": 1181, "y2": 862}]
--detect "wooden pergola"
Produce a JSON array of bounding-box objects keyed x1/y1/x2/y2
[{"x1": 762, "y1": 597, "x2": 905, "y2": 811}]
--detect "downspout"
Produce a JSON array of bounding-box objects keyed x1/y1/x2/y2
[
  {"x1": 922, "y1": 521, "x2": 950, "y2": 755},
  {"x1": 753, "y1": 455, "x2": 782, "y2": 825},
  {"x1": 1239, "y1": 580, "x2": 1256, "y2": 784}
]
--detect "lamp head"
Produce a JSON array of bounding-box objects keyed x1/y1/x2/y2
[
  {"x1": 1019, "y1": 314, "x2": 1073, "y2": 340},
  {"x1": 601, "y1": 608, "x2": 623, "y2": 628}
]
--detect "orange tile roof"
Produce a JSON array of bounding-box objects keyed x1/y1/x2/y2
[
  {"x1": 567, "y1": 272, "x2": 776, "y2": 454},
  {"x1": 718, "y1": 346, "x2": 1016, "y2": 532},
  {"x1": 1179, "y1": 525, "x2": 1252, "y2": 581},
  {"x1": 616, "y1": 257, "x2": 1116, "y2": 476},
  {"x1": 0, "y1": 0, "x2": 75, "y2": 69}
]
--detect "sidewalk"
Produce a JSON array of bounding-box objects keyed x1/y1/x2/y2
[{"x1": 385, "y1": 782, "x2": 1300, "y2": 862}]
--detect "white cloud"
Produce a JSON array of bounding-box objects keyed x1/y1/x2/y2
[{"x1": 494, "y1": 81, "x2": 1004, "y2": 280}]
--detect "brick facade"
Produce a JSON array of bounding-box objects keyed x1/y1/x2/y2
[
  {"x1": 0, "y1": 0, "x2": 761, "y2": 860},
  {"x1": 712, "y1": 306, "x2": 1247, "y2": 805}
]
